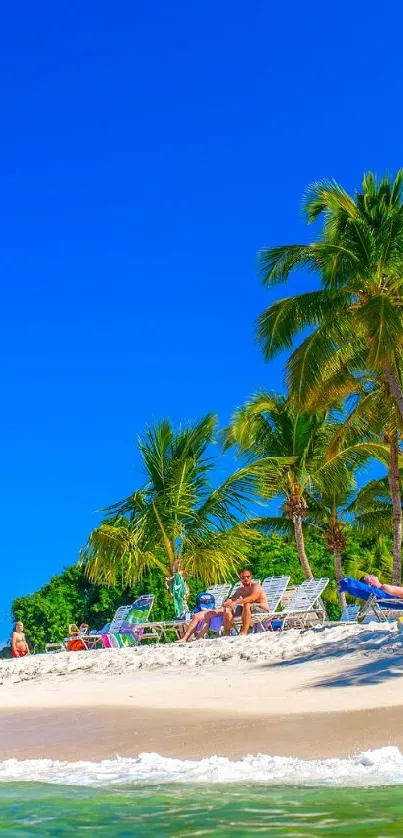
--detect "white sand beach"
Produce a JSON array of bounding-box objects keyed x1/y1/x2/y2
[{"x1": 1, "y1": 623, "x2": 403, "y2": 762}]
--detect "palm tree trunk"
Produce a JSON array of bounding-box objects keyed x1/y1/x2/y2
[
  {"x1": 293, "y1": 515, "x2": 313, "y2": 579},
  {"x1": 388, "y1": 431, "x2": 402, "y2": 585},
  {"x1": 333, "y1": 547, "x2": 347, "y2": 611},
  {"x1": 384, "y1": 365, "x2": 403, "y2": 421}
]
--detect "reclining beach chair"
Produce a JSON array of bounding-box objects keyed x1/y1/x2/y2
[
  {"x1": 340, "y1": 604, "x2": 361, "y2": 622},
  {"x1": 229, "y1": 579, "x2": 260, "y2": 596},
  {"x1": 189, "y1": 582, "x2": 233, "y2": 636},
  {"x1": 206, "y1": 583, "x2": 231, "y2": 607},
  {"x1": 100, "y1": 595, "x2": 157, "y2": 647},
  {"x1": 45, "y1": 623, "x2": 103, "y2": 653},
  {"x1": 339, "y1": 577, "x2": 403, "y2": 622},
  {"x1": 208, "y1": 578, "x2": 286, "y2": 635},
  {"x1": 249, "y1": 576, "x2": 291, "y2": 631},
  {"x1": 276, "y1": 578, "x2": 329, "y2": 629}
]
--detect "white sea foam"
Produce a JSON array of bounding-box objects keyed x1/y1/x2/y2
[{"x1": 0, "y1": 747, "x2": 402, "y2": 787}]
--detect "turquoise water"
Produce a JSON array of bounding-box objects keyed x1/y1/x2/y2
[{"x1": 1, "y1": 784, "x2": 403, "y2": 836}]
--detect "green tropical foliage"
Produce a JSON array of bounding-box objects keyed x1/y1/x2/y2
[
  {"x1": 258, "y1": 171, "x2": 403, "y2": 418},
  {"x1": 312, "y1": 370, "x2": 403, "y2": 583},
  {"x1": 14, "y1": 530, "x2": 385, "y2": 650},
  {"x1": 80, "y1": 414, "x2": 280, "y2": 592},
  {"x1": 225, "y1": 391, "x2": 389, "y2": 580}
]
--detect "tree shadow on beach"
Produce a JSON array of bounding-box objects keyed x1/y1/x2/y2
[
  {"x1": 306, "y1": 654, "x2": 403, "y2": 688},
  {"x1": 264, "y1": 629, "x2": 402, "y2": 671},
  {"x1": 259, "y1": 627, "x2": 403, "y2": 688}
]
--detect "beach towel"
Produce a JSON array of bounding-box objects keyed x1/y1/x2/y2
[{"x1": 170, "y1": 571, "x2": 188, "y2": 617}]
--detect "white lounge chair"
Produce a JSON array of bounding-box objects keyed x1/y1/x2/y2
[
  {"x1": 229, "y1": 579, "x2": 260, "y2": 596},
  {"x1": 341, "y1": 604, "x2": 361, "y2": 622},
  {"x1": 276, "y1": 578, "x2": 329, "y2": 629},
  {"x1": 206, "y1": 583, "x2": 232, "y2": 607},
  {"x1": 228, "y1": 576, "x2": 289, "y2": 633},
  {"x1": 249, "y1": 575, "x2": 291, "y2": 630}
]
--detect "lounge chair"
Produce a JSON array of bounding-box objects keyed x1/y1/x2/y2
[
  {"x1": 229, "y1": 579, "x2": 260, "y2": 596},
  {"x1": 248, "y1": 576, "x2": 291, "y2": 631},
  {"x1": 208, "y1": 577, "x2": 286, "y2": 635},
  {"x1": 45, "y1": 623, "x2": 103, "y2": 653},
  {"x1": 275, "y1": 578, "x2": 329, "y2": 629},
  {"x1": 100, "y1": 595, "x2": 157, "y2": 647},
  {"x1": 339, "y1": 577, "x2": 403, "y2": 622},
  {"x1": 139, "y1": 583, "x2": 234, "y2": 642},
  {"x1": 340, "y1": 604, "x2": 361, "y2": 622},
  {"x1": 206, "y1": 583, "x2": 232, "y2": 607}
]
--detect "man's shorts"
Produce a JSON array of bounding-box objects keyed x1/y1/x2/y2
[{"x1": 233, "y1": 603, "x2": 267, "y2": 617}]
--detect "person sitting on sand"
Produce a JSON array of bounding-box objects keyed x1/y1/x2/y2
[
  {"x1": 177, "y1": 569, "x2": 270, "y2": 643},
  {"x1": 361, "y1": 575, "x2": 403, "y2": 598},
  {"x1": 11, "y1": 622, "x2": 30, "y2": 658}
]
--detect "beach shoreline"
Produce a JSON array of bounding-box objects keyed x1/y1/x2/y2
[
  {"x1": 0, "y1": 624, "x2": 403, "y2": 762},
  {"x1": 0, "y1": 704, "x2": 402, "y2": 762}
]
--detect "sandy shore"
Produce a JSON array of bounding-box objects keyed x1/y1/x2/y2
[
  {"x1": 1, "y1": 705, "x2": 403, "y2": 762},
  {"x1": 1, "y1": 623, "x2": 403, "y2": 760}
]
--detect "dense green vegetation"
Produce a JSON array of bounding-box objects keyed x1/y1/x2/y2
[
  {"x1": 80, "y1": 415, "x2": 268, "y2": 589},
  {"x1": 12, "y1": 530, "x2": 392, "y2": 651},
  {"x1": 11, "y1": 171, "x2": 403, "y2": 649}
]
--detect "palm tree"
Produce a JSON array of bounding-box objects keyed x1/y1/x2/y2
[
  {"x1": 80, "y1": 414, "x2": 284, "y2": 591},
  {"x1": 258, "y1": 171, "x2": 403, "y2": 420},
  {"x1": 224, "y1": 392, "x2": 389, "y2": 580},
  {"x1": 306, "y1": 483, "x2": 355, "y2": 611},
  {"x1": 308, "y1": 370, "x2": 403, "y2": 584}
]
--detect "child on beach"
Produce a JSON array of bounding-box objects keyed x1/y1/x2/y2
[{"x1": 11, "y1": 622, "x2": 30, "y2": 658}]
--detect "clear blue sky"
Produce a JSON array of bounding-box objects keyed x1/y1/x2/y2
[{"x1": 0, "y1": 0, "x2": 401, "y2": 635}]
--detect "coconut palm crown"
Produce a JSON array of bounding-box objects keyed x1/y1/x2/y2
[
  {"x1": 224, "y1": 391, "x2": 390, "y2": 579},
  {"x1": 258, "y1": 171, "x2": 403, "y2": 417},
  {"x1": 80, "y1": 414, "x2": 287, "y2": 589}
]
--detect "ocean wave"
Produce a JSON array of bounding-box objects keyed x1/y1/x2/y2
[{"x1": 0, "y1": 747, "x2": 402, "y2": 787}]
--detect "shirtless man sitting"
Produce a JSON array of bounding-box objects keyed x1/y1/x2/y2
[
  {"x1": 11, "y1": 622, "x2": 30, "y2": 658},
  {"x1": 222, "y1": 569, "x2": 269, "y2": 635},
  {"x1": 177, "y1": 569, "x2": 269, "y2": 643},
  {"x1": 361, "y1": 575, "x2": 403, "y2": 598}
]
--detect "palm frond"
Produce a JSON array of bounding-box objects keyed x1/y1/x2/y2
[
  {"x1": 302, "y1": 178, "x2": 358, "y2": 223},
  {"x1": 257, "y1": 289, "x2": 346, "y2": 361}
]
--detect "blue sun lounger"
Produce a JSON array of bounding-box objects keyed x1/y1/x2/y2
[{"x1": 339, "y1": 576, "x2": 403, "y2": 622}]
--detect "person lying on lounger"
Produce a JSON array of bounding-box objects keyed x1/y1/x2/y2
[
  {"x1": 361, "y1": 575, "x2": 403, "y2": 598},
  {"x1": 177, "y1": 569, "x2": 270, "y2": 643}
]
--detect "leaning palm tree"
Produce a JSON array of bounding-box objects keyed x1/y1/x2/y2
[
  {"x1": 258, "y1": 171, "x2": 403, "y2": 419},
  {"x1": 80, "y1": 414, "x2": 286, "y2": 592},
  {"x1": 307, "y1": 368, "x2": 403, "y2": 584},
  {"x1": 224, "y1": 392, "x2": 389, "y2": 579}
]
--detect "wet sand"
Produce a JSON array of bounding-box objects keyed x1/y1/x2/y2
[
  {"x1": 1, "y1": 625, "x2": 403, "y2": 761},
  {"x1": 0, "y1": 705, "x2": 402, "y2": 761}
]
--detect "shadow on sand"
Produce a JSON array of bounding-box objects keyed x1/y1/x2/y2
[{"x1": 261, "y1": 627, "x2": 403, "y2": 688}]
